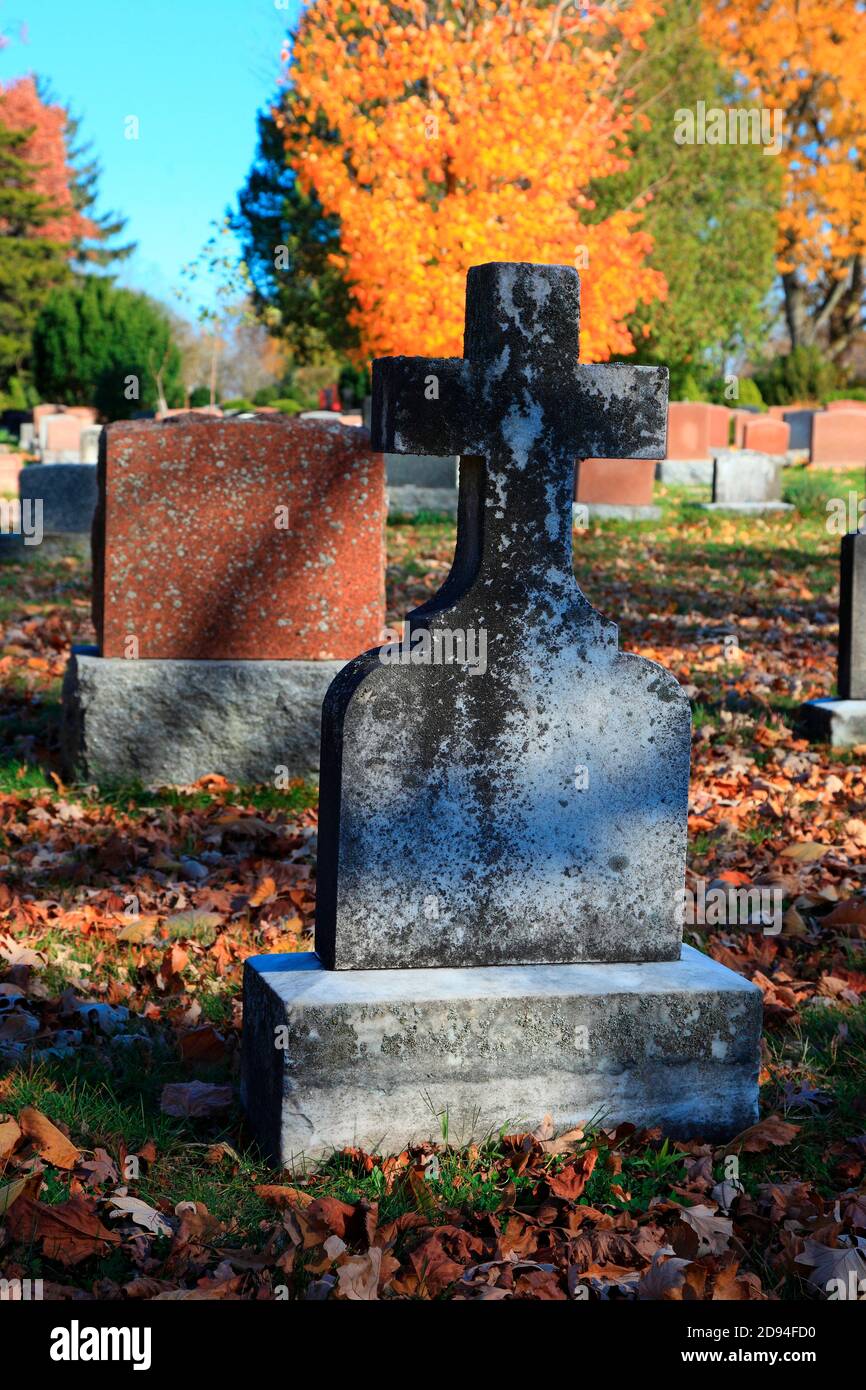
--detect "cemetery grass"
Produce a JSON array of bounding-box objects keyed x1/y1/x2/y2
[{"x1": 1, "y1": 471, "x2": 865, "y2": 1300}]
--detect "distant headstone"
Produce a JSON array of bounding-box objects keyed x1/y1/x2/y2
[
  {"x1": 41, "y1": 413, "x2": 86, "y2": 462},
  {"x1": 666, "y1": 402, "x2": 714, "y2": 459},
  {"x1": 19, "y1": 462, "x2": 98, "y2": 535},
  {"x1": 0, "y1": 452, "x2": 21, "y2": 495},
  {"x1": 799, "y1": 533, "x2": 866, "y2": 746},
  {"x1": 827, "y1": 400, "x2": 866, "y2": 413},
  {"x1": 812, "y1": 409, "x2": 866, "y2": 469},
  {"x1": 731, "y1": 405, "x2": 762, "y2": 447},
  {"x1": 742, "y1": 416, "x2": 790, "y2": 455},
  {"x1": 80, "y1": 426, "x2": 102, "y2": 464},
  {"x1": 241, "y1": 261, "x2": 761, "y2": 1164},
  {"x1": 701, "y1": 449, "x2": 792, "y2": 513},
  {"x1": 657, "y1": 402, "x2": 723, "y2": 484},
  {"x1": 18, "y1": 423, "x2": 35, "y2": 452},
  {"x1": 783, "y1": 409, "x2": 815, "y2": 453},
  {"x1": 574, "y1": 456, "x2": 659, "y2": 519},
  {"x1": 62, "y1": 414, "x2": 386, "y2": 786}
]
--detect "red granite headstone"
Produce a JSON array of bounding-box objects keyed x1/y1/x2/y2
[
  {"x1": 666, "y1": 402, "x2": 714, "y2": 459},
  {"x1": 94, "y1": 414, "x2": 386, "y2": 660},
  {"x1": 811, "y1": 410, "x2": 866, "y2": 469},
  {"x1": 827, "y1": 400, "x2": 866, "y2": 413},
  {"x1": 708, "y1": 405, "x2": 732, "y2": 448},
  {"x1": 0, "y1": 452, "x2": 21, "y2": 494},
  {"x1": 43, "y1": 414, "x2": 86, "y2": 457},
  {"x1": 742, "y1": 417, "x2": 790, "y2": 454},
  {"x1": 574, "y1": 457, "x2": 655, "y2": 506}
]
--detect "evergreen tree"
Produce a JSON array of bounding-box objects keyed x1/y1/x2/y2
[
  {"x1": 233, "y1": 101, "x2": 357, "y2": 363},
  {"x1": 589, "y1": 0, "x2": 781, "y2": 388},
  {"x1": 0, "y1": 119, "x2": 69, "y2": 389},
  {"x1": 32, "y1": 277, "x2": 184, "y2": 418}
]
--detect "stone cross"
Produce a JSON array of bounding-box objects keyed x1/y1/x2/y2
[{"x1": 315, "y1": 261, "x2": 691, "y2": 971}]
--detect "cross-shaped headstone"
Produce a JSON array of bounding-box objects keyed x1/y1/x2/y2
[
  {"x1": 316, "y1": 261, "x2": 690, "y2": 971},
  {"x1": 372, "y1": 261, "x2": 669, "y2": 609}
]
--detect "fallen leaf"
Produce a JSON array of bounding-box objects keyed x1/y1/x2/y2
[{"x1": 18, "y1": 1106, "x2": 81, "y2": 1169}]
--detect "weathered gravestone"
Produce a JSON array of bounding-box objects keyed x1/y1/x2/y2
[
  {"x1": 242, "y1": 263, "x2": 761, "y2": 1163},
  {"x1": 61, "y1": 414, "x2": 385, "y2": 785},
  {"x1": 799, "y1": 533, "x2": 866, "y2": 746},
  {"x1": 700, "y1": 449, "x2": 792, "y2": 514}
]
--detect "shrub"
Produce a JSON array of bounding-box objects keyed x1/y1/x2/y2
[
  {"x1": 271, "y1": 398, "x2": 304, "y2": 415},
  {"x1": 752, "y1": 345, "x2": 839, "y2": 406},
  {"x1": 32, "y1": 277, "x2": 184, "y2": 420},
  {"x1": 734, "y1": 376, "x2": 765, "y2": 410}
]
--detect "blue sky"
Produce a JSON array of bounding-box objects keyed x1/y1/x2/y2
[{"x1": 0, "y1": 0, "x2": 303, "y2": 313}]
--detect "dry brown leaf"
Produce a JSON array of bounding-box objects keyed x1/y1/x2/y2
[
  {"x1": 727, "y1": 1115, "x2": 800, "y2": 1153},
  {"x1": 18, "y1": 1106, "x2": 81, "y2": 1169}
]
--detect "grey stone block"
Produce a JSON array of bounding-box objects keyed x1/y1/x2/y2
[
  {"x1": 711, "y1": 449, "x2": 784, "y2": 506},
  {"x1": 385, "y1": 453, "x2": 457, "y2": 489},
  {"x1": 579, "y1": 503, "x2": 661, "y2": 522},
  {"x1": 241, "y1": 944, "x2": 762, "y2": 1165},
  {"x1": 655, "y1": 459, "x2": 713, "y2": 486},
  {"x1": 19, "y1": 462, "x2": 97, "y2": 535},
  {"x1": 797, "y1": 698, "x2": 866, "y2": 748},
  {"x1": 699, "y1": 501, "x2": 793, "y2": 514},
  {"x1": 61, "y1": 646, "x2": 344, "y2": 786},
  {"x1": 387, "y1": 484, "x2": 458, "y2": 517}
]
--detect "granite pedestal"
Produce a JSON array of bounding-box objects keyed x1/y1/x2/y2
[
  {"x1": 656, "y1": 458, "x2": 713, "y2": 486},
  {"x1": 61, "y1": 645, "x2": 344, "y2": 785},
  {"x1": 242, "y1": 946, "x2": 761, "y2": 1163},
  {"x1": 386, "y1": 452, "x2": 458, "y2": 516}
]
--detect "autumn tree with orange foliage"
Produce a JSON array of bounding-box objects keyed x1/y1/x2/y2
[
  {"x1": 281, "y1": 0, "x2": 667, "y2": 363},
  {"x1": 0, "y1": 77, "x2": 93, "y2": 249},
  {"x1": 702, "y1": 0, "x2": 866, "y2": 361},
  {"x1": 0, "y1": 76, "x2": 131, "y2": 267}
]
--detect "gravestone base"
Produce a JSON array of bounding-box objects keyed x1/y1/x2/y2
[
  {"x1": 698, "y1": 501, "x2": 793, "y2": 515},
  {"x1": 0, "y1": 533, "x2": 91, "y2": 561},
  {"x1": 655, "y1": 459, "x2": 713, "y2": 486},
  {"x1": 797, "y1": 698, "x2": 866, "y2": 749},
  {"x1": 387, "y1": 485, "x2": 459, "y2": 517},
  {"x1": 242, "y1": 945, "x2": 761, "y2": 1166},
  {"x1": 580, "y1": 502, "x2": 661, "y2": 522},
  {"x1": 61, "y1": 646, "x2": 344, "y2": 786}
]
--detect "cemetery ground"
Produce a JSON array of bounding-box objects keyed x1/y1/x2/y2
[{"x1": 0, "y1": 468, "x2": 865, "y2": 1302}]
